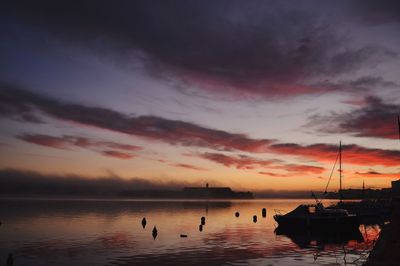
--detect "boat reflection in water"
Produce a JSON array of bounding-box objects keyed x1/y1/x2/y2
[{"x1": 275, "y1": 226, "x2": 364, "y2": 249}]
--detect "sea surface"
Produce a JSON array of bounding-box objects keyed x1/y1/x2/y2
[{"x1": 0, "y1": 198, "x2": 381, "y2": 266}]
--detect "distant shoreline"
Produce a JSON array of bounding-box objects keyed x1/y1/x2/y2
[
  {"x1": 0, "y1": 195, "x2": 360, "y2": 201},
  {"x1": 0, "y1": 187, "x2": 392, "y2": 200}
]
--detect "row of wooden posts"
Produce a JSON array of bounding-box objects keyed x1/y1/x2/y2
[{"x1": 142, "y1": 208, "x2": 267, "y2": 239}]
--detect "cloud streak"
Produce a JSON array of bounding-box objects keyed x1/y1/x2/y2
[
  {"x1": 198, "y1": 152, "x2": 325, "y2": 177},
  {"x1": 18, "y1": 133, "x2": 141, "y2": 159},
  {"x1": 0, "y1": 85, "x2": 273, "y2": 153},
  {"x1": 258, "y1": 172, "x2": 292, "y2": 178},
  {"x1": 354, "y1": 170, "x2": 400, "y2": 179},
  {"x1": 199, "y1": 152, "x2": 277, "y2": 170},
  {"x1": 172, "y1": 163, "x2": 208, "y2": 171},
  {"x1": 2, "y1": 85, "x2": 400, "y2": 167}
]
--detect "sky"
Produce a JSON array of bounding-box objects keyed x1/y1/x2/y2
[{"x1": 0, "y1": 0, "x2": 400, "y2": 193}]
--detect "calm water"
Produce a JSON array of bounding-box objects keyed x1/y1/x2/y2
[{"x1": 0, "y1": 198, "x2": 381, "y2": 266}]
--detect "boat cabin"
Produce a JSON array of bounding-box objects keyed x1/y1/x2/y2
[{"x1": 285, "y1": 204, "x2": 349, "y2": 218}]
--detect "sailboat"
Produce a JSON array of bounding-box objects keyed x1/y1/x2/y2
[
  {"x1": 273, "y1": 141, "x2": 360, "y2": 230},
  {"x1": 326, "y1": 141, "x2": 392, "y2": 220}
]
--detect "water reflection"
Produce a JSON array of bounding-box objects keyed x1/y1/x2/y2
[
  {"x1": 0, "y1": 198, "x2": 381, "y2": 265},
  {"x1": 275, "y1": 226, "x2": 364, "y2": 249}
]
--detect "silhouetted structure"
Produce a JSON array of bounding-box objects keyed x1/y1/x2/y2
[
  {"x1": 200, "y1": 216, "x2": 205, "y2": 225},
  {"x1": 262, "y1": 208, "x2": 266, "y2": 218},
  {"x1": 366, "y1": 199, "x2": 400, "y2": 265},
  {"x1": 235, "y1": 211, "x2": 240, "y2": 217},
  {"x1": 182, "y1": 184, "x2": 253, "y2": 199},
  {"x1": 327, "y1": 199, "x2": 392, "y2": 220},
  {"x1": 392, "y1": 179, "x2": 400, "y2": 201},
  {"x1": 141, "y1": 217, "x2": 147, "y2": 228},
  {"x1": 7, "y1": 253, "x2": 13, "y2": 266},
  {"x1": 199, "y1": 224, "x2": 203, "y2": 232},
  {"x1": 325, "y1": 188, "x2": 392, "y2": 199},
  {"x1": 253, "y1": 215, "x2": 257, "y2": 223},
  {"x1": 120, "y1": 184, "x2": 253, "y2": 199},
  {"x1": 152, "y1": 226, "x2": 158, "y2": 240}
]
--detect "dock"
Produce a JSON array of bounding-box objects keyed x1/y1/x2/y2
[{"x1": 365, "y1": 180, "x2": 400, "y2": 266}]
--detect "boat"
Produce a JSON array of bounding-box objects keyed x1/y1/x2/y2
[
  {"x1": 325, "y1": 142, "x2": 392, "y2": 221},
  {"x1": 273, "y1": 202, "x2": 359, "y2": 230},
  {"x1": 328, "y1": 199, "x2": 392, "y2": 220},
  {"x1": 274, "y1": 141, "x2": 360, "y2": 229}
]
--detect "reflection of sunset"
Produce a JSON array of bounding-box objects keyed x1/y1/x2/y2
[
  {"x1": 99, "y1": 232, "x2": 132, "y2": 248},
  {"x1": 0, "y1": 199, "x2": 380, "y2": 265}
]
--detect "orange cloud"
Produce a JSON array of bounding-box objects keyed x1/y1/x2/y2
[{"x1": 269, "y1": 143, "x2": 400, "y2": 166}]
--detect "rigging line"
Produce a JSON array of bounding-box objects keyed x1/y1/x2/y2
[{"x1": 324, "y1": 151, "x2": 340, "y2": 194}]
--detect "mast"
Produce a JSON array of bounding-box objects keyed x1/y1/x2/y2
[
  {"x1": 397, "y1": 115, "x2": 400, "y2": 142},
  {"x1": 362, "y1": 180, "x2": 365, "y2": 199},
  {"x1": 339, "y1": 140, "x2": 343, "y2": 202}
]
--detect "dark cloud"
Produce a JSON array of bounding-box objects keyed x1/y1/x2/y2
[
  {"x1": 19, "y1": 134, "x2": 70, "y2": 149},
  {"x1": 258, "y1": 171, "x2": 291, "y2": 178},
  {"x1": 100, "y1": 150, "x2": 134, "y2": 160},
  {"x1": 0, "y1": 168, "x2": 193, "y2": 196},
  {"x1": 313, "y1": 76, "x2": 398, "y2": 95},
  {"x1": 172, "y1": 163, "x2": 207, "y2": 171},
  {"x1": 352, "y1": 0, "x2": 400, "y2": 25},
  {"x1": 328, "y1": 46, "x2": 396, "y2": 75},
  {"x1": 0, "y1": 84, "x2": 273, "y2": 152},
  {"x1": 18, "y1": 133, "x2": 141, "y2": 159},
  {"x1": 354, "y1": 170, "x2": 400, "y2": 178},
  {"x1": 308, "y1": 96, "x2": 400, "y2": 139},
  {"x1": 2, "y1": 0, "x2": 394, "y2": 98},
  {"x1": 199, "y1": 152, "x2": 277, "y2": 170}
]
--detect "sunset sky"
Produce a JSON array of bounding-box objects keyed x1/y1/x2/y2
[{"x1": 1, "y1": 0, "x2": 400, "y2": 193}]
